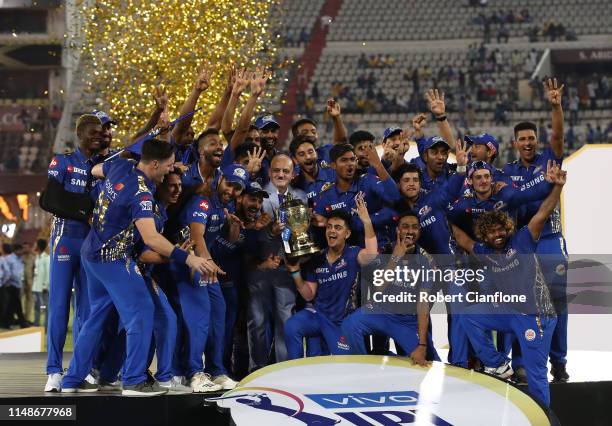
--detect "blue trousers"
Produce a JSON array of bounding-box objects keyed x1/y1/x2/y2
[
  {"x1": 538, "y1": 233, "x2": 568, "y2": 365},
  {"x1": 175, "y1": 270, "x2": 226, "y2": 378},
  {"x1": 221, "y1": 282, "x2": 238, "y2": 373},
  {"x1": 460, "y1": 304, "x2": 556, "y2": 406},
  {"x1": 62, "y1": 258, "x2": 154, "y2": 388},
  {"x1": 342, "y1": 310, "x2": 439, "y2": 361},
  {"x1": 503, "y1": 234, "x2": 568, "y2": 369},
  {"x1": 284, "y1": 309, "x2": 350, "y2": 359},
  {"x1": 145, "y1": 277, "x2": 177, "y2": 382},
  {"x1": 47, "y1": 234, "x2": 90, "y2": 374}
]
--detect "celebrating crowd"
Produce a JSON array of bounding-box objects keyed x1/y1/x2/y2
[{"x1": 41, "y1": 64, "x2": 569, "y2": 408}]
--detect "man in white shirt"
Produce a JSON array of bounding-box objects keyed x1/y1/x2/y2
[{"x1": 33, "y1": 239, "x2": 50, "y2": 329}]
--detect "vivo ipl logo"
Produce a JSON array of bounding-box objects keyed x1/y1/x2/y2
[{"x1": 210, "y1": 387, "x2": 453, "y2": 425}]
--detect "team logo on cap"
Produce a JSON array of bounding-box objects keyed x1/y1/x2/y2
[
  {"x1": 263, "y1": 115, "x2": 274, "y2": 121},
  {"x1": 233, "y1": 168, "x2": 246, "y2": 179},
  {"x1": 524, "y1": 329, "x2": 536, "y2": 342},
  {"x1": 199, "y1": 200, "x2": 209, "y2": 210}
]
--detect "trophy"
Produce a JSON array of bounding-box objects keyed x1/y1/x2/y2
[{"x1": 279, "y1": 194, "x2": 320, "y2": 258}]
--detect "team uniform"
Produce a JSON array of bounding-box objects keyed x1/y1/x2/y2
[
  {"x1": 62, "y1": 158, "x2": 158, "y2": 390},
  {"x1": 169, "y1": 192, "x2": 227, "y2": 379},
  {"x1": 134, "y1": 201, "x2": 179, "y2": 385},
  {"x1": 461, "y1": 226, "x2": 557, "y2": 406},
  {"x1": 448, "y1": 177, "x2": 553, "y2": 239},
  {"x1": 341, "y1": 245, "x2": 439, "y2": 360},
  {"x1": 504, "y1": 147, "x2": 568, "y2": 369},
  {"x1": 313, "y1": 174, "x2": 400, "y2": 246},
  {"x1": 292, "y1": 166, "x2": 336, "y2": 208},
  {"x1": 284, "y1": 245, "x2": 361, "y2": 359},
  {"x1": 46, "y1": 149, "x2": 98, "y2": 376}
]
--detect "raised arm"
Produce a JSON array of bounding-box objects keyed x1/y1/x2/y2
[
  {"x1": 528, "y1": 163, "x2": 566, "y2": 240},
  {"x1": 206, "y1": 66, "x2": 235, "y2": 130},
  {"x1": 426, "y1": 89, "x2": 455, "y2": 149},
  {"x1": 130, "y1": 85, "x2": 167, "y2": 142},
  {"x1": 451, "y1": 224, "x2": 475, "y2": 255},
  {"x1": 355, "y1": 194, "x2": 378, "y2": 265},
  {"x1": 221, "y1": 67, "x2": 247, "y2": 137},
  {"x1": 327, "y1": 98, "x2": 348, "y2": 144},
  {"x1": 171, "y1": 64, "x2": 212, "y2": 143},
  {"x1": 229, "y1": 68, "x2": 268, "y2": 150},
  {"x1": 544, "y1": 78, "x2": 565, "y2": 159}
]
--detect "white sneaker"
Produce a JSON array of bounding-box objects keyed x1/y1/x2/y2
[
  {"x1": 159, "y1": 376, "x2": 193, "y2": 394},
  {"x1": 84, "y1": 373, "x2": 98, "y2": 385},
  {"x1": 189, "y1": 372, "x2": 222, "y2": 393},
  {"x1": 485, "y1": 361, "x2": 514, "y2": 379},
  {"x1": 212, "y1": 375, "x2": 238, "y2": 390},
  {"x1": 44, "y1": 373, "x2": 62, "y2": 392}
]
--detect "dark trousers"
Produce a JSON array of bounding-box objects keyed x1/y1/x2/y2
[{"x1": 2, "y1": 286, "x2": 26, "y2": 326}]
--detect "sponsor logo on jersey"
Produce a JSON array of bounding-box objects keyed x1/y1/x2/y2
[
  {"x1": 418, "y1": 205, "x2": 431, "y2": 216},
  {"x1": 49, "y1": 157, "x2": 58, "y2": 169},
  {"x1": 67, "y1": 165, "x2": 87, "y2": 175},
  {"x1": 524, "y1": 329, "x2": 536, "y2": 341},
  {"x1": 114, "y1": 183, "x2": 124, "y2": 191},
  {"x1": 199, "y1": 200, "x2": 209, "y2": 210}
]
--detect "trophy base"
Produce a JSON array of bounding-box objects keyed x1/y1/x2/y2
[{"x1": 287, "y1": 245, "x2": 320, "y2": 259}]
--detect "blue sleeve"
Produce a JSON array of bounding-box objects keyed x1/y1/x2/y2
[
  {"x1": 432, "y1": 172, "x2": 465, "y2": 208},
  {"x1": 370, "y1": 206, "x2": 397, "y2": 229},
  {"x1": 504, "y1": 178, "x2": 553, "y2": 210},
  {"x1": 185, "y1": 196, "x2": 210, "y2": 226},
  {"x1": 130, "y1": 192, "x2": 156, "y2": 221},
  {"x1": 368, "y1": 174, "x2": 400, "y2": 205},
  {"x1": 47, "y1": 155, "x2": 66, "y2": 183},
  {"x1": 446, "y1": 198, "x2": 465, "y2": 223},
  {"x1": 313, "y1": 192, "x2": 329, "y2": 216},
  {"x1": 513, "y1": 226, "x2": 538, "y2": 252},
  {"x1": 221, "y1": 145, "x2": 235, "y2": 168},
  {"x1": 473, "y1": 242, "x2": 487, "y2": 254}
]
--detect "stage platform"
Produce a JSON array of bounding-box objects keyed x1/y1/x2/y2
[{"x1": 0, "y1": 352, "x2": 610, "y2": 426}]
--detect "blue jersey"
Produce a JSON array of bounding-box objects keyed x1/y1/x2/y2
[
  {"x1": 181, "y1": 160, "x2": 221, "y2": 190},
  {"x1": 474, "y1": 226, "x2": 555, "y2": 316},
  {"x1": 292, "y1": 166, "x2": 336, "y2": 208},
  {"x1": 304, "y1": 245, "x2": 361, "y2": 324},
  {"x1": 82, "y1": 158, "x2": 156, "y2": 262},
  {"x1": 47, "y1": 148, "x2": 98, "y2": 238},
  {"x1": 503, "y1": 146, "x2": 563, "y2": 236},
  {"x1": 381, "y1": 172, "x2": 464, "y2": 255},
  {"x1": 176, "y1": 193, "x2": 227, "y2": 248},
  {"x1": 448, "y1": 178, "x2": 553, "y2": 239},
  {"x1": 210, "y1": 226, "x2": 259, "y2": 285},
  {"x1": 369, "y1": 245, "x2": 435, "y2": 315},
  {"x1": 134, "y1": 200, "x2": 168, "y2": 277},
  {"x1": 313, "y1": 174, "x2": 400, "y2": 244},
  {"x1": 316, "y1": 144, "x2": 332, "y2": 166},
  {"x1": 409, "y1": 156, "x2": 453, "y2": 192}
]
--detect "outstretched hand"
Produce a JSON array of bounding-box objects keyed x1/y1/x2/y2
[
  {"x1": 194, "y1": 63, "x2": 213, "y2": 92},
  {"x1": 543, "y1": 78, "x2": 564, "y2": 107},
  {"x1": 425, "y1": 89, "x2": 445, "y2": 116},
  {"x1": 454, "y1": 138, "x2": 471, "y2": 168}
]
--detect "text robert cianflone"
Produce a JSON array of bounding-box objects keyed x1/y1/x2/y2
[
  {"x1": 371, "y1": 266, "x2": 486, "y2": 287},
  {"x1": 372, "y1": 291, "x2": 527, "y2": 304}
]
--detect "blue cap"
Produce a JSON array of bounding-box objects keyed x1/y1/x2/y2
[
  {"x1": 468, "y1": 160, "x2": 495, "y2": 178},
  {"x1": 243, "y1": 181, "x2": 269, "y2": 198},
  {"x1": 383, "y1": 126, "x2": 402, "y2": 141},
  {"x1": 92, "y1": 110, "x2": 117, "y2": 126},
  {"x1": 423, "y1": 136, "x2": 450, "y2": 151},
  {"x1": 465, "y1": 133, "x2": 499, "y2": 158},
  {"x1": 221, "y1": 164, "x2": 249, "y2": 189},
  {"x1": 254, "y1": 114, "x2": 280, "y2": 130}
]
